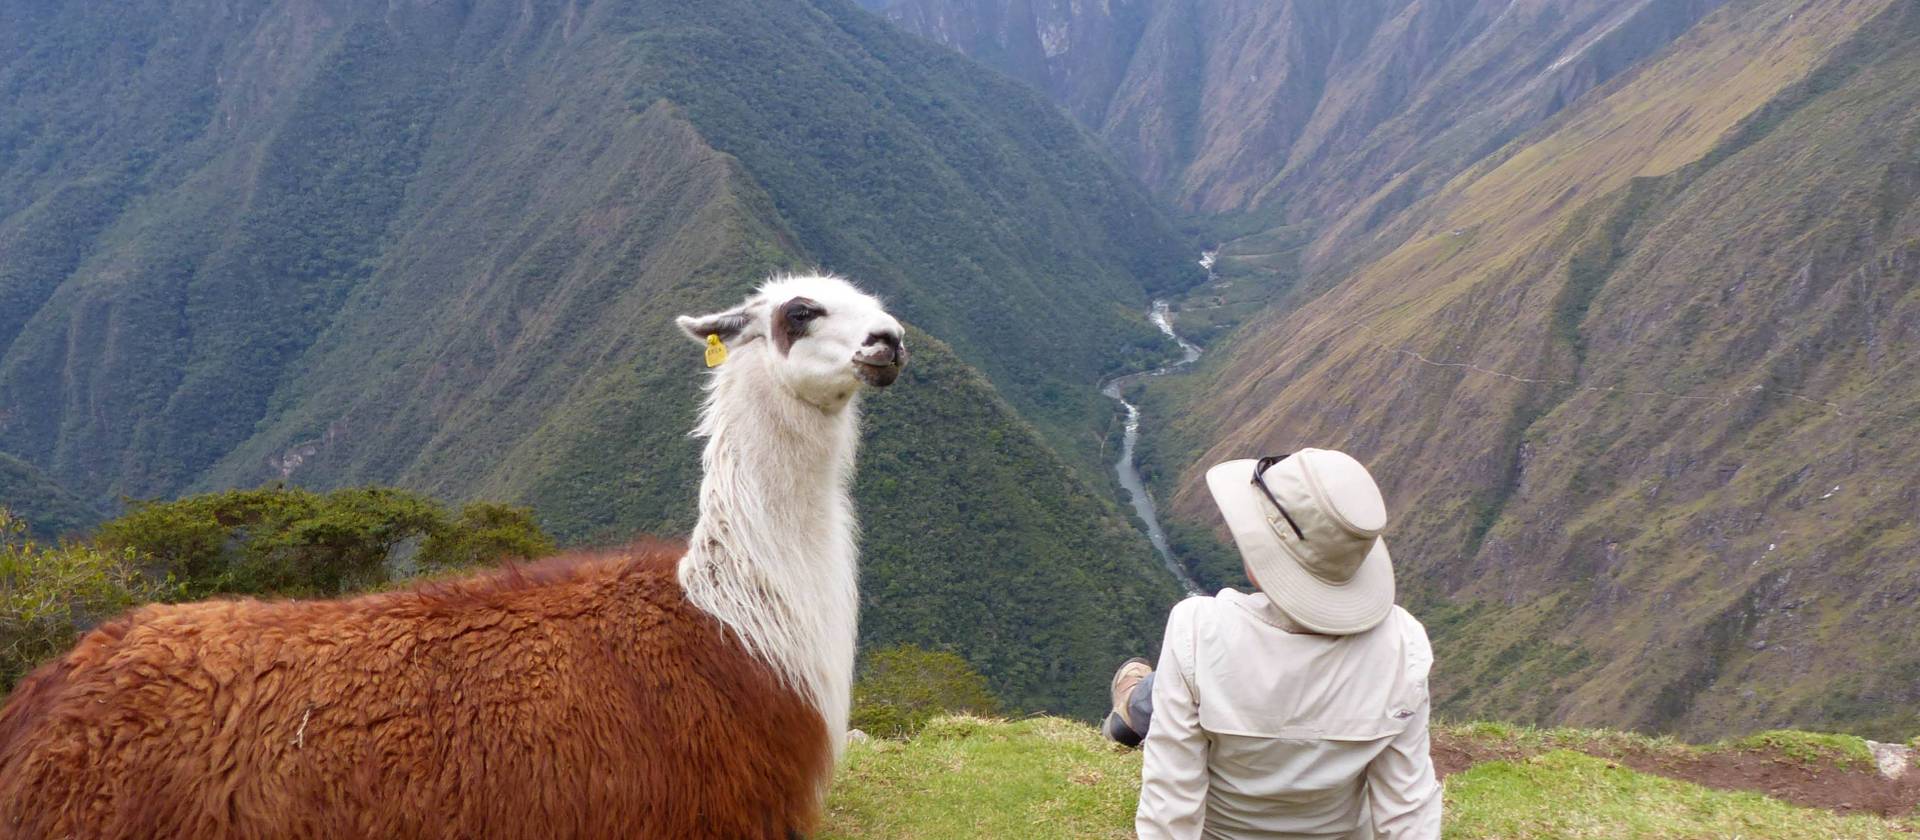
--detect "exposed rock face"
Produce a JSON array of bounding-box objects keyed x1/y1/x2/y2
[{"x1": 881, "y1": 0, "x2": 1725, "y2": 216}]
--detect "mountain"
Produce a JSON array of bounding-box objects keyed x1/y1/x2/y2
[
  {"x1": 0, "y1": 0, "x2": 1197, "y2": 717},
  {"x1": 0, "y1": 454, "x2": 99, "y2": 540},
  {"x1": 1160, "y1": 0, "x2": 1920, "y2": 739},
  {"x1": 876, "y1": 0, "x2": 1726, "y2": 218}
]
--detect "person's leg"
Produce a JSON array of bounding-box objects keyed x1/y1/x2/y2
[
  {"x1": 1103, "y1": 708, "x2": 1143, "y2": 746},
  {"x1": 1103, "y1": 658, "x2": 1155, "y2": 747},
  {"x1": 1126, "y1": 671, "x2": 1156, "y2": 737}
]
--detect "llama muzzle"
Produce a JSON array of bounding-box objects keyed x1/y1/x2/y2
[{"x1": 854, "y1": 336, "x2": 905, "y2": 387}]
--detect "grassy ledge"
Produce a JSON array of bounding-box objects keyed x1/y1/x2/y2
[
  {"x1": 823, "y1": 716, "x2": 1917, "y2": 839},
  {"x1": 1445, "y1": 751, "x2": 1907, "y2": 840}
]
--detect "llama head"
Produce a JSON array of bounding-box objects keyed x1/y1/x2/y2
[{"x1": 677, "y1": 274, "x2": 907, "y2": 409}]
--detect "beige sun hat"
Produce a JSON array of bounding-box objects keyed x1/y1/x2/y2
[{"x1": 1204, "y1": 448, "x2": 1394, "y2": 635}]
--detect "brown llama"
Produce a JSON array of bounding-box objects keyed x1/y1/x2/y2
[{"x1": 0, "y1": 274, "x2": 908, "y2": 838}]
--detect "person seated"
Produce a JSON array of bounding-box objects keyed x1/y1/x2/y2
[{"x1": 1106, "y1": 449, "x2": 1440, "y2": 839}]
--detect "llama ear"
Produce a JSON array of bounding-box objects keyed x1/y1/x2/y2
[{"x1": 676, "y1": 307, "x2": 754, "y2": 345}]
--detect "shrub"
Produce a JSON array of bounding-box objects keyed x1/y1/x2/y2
[
  {"x1": 416, "y1": 502, "x2": 555, "y2": 572},
  {"x1": 850, "y1": 644, "x2": 1000, "y2": 738},
  {"x1": 0, "y1": 510, "x2": 181, "y2": 690},
  {"x1": 97, "y1": 485, "x2": 554, "y2": 597}
]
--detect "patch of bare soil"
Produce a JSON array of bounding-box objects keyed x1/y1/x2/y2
[
  {"x1": 1430, "y1": 732, "x2": 1524, "y2": 778},
  {"x1": 1432, "y1": 732, "x2": 1920, "y2": 820},
  {"x1": 1617, "y1": 746, "x2": 1920, "y2": 820}
]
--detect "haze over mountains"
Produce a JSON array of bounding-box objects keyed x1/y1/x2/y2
[
  {"x1": 5, "y1": 0, "x2": 1918, "y2": 740},
  {"x1": 885, "y1": 0, "x2": 1920, "y2": 739},
  {"x1": 878, "y1": 0, "x2": 1725, "y2": 215}
]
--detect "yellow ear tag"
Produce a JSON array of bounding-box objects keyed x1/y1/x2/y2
[{"x1": 704, "y1": 334, "x2": 728, "y2": 368}]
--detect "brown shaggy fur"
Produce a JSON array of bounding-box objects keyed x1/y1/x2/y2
[{"x1": 0, "y1": 542, "x2": 830, "y2": 839}]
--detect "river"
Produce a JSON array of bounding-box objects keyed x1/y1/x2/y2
[{"x1": 1102, "y1": 294, "x2": 1207, "y2": 596}]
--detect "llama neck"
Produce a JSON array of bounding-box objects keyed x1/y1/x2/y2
[{"x1": 679, "y1": 354, "x2": 861, "y2": 755}]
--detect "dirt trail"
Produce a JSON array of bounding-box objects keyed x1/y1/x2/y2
[{"x1": 1432, "y1": 733, "x2": 1920, "y2": 820}]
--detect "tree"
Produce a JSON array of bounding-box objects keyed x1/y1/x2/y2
[
  {"x1": 97, "y1": 485, "x2": 554, "y2": 597},
  {"x1": 850, "y1": 644, "x2": 1001, "y2": 738},
  {"x1": 417, "y1": 502, "x2": 555, "y2": 572},
  {"x1": 0, "y1": 510, "x2": 180, "y2": 690}
]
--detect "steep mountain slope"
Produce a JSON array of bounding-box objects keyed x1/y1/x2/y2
[
  {"x1": 0, "y1": 455, "x2": 99, "y2": 540},
  {"x1": 0, "y1": 0, "x2": 1192, "y2": 716},
  {"x1": 878, "y1": 0, "x2": 1724, "y2": 219},
  {"x1": 1168, "y1": 0, "x2": 1920, "y2": 738}
]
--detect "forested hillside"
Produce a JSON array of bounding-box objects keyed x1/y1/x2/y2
[
  {"x1": 1166, "y1": 0, "x2": 1920, "y2": 738},
  {"x1": 0, "y1": 455, "x2": 97, "y2": 540},
  {"x1": 0, "y1": 0, "x2": 1195, "y2": 717},
  {"x1": 13, "y1": 0, "x2": 1916, "y2": 741},
  {"x1": 880, "y1": 0, "x2": 1920, "y2": 741}
]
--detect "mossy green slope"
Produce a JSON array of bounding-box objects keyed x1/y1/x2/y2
[
  {"x1": 823, "y1": 716, "x2": 1913, "y2": 839},
  {"x1": 0, "y1": 455, "x2": 99, "y2": 540},
  {"x1": 1172, "y1": 0, "x2": 1920, "y2": 738},
  {"x1": 1442, "y1": 751, "x2": 1903, "y2": 840},
  {"x1": 0, "y1": 0, "x2": 1192, "y2": 716}
]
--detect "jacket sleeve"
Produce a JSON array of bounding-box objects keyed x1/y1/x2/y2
[
  {"x1": 1136, "y1": 598, "x2": 1209, "y2": 840},
  {"x1": 1366, "y1": 615, "x2": 1442, "y2": 839}
]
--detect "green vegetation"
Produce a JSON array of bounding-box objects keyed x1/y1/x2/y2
[
  {"x1": 1125, "y1": 374, "x2": 1248, "y2": 594},
  {"x1": 1732, "y1": 730, "x2": 1877, "y2": 771},
  {"x1": 0, "y1": 511, "x2": 180, "y2": 689},
  {"x1": 621, "y1": 0, "x2": 1200, "y2": 474},
  {"x1": 0, "y1": 487, "x2": 551, "y2": 692},
  {"x1": 1152, "y1": 0, "x2": 1920, "y2": 740},
  {"x1": 0, "y1": 0, "x2": 1195, "y2": 720},
  {"x1": 0, "y1": 454, "x2": 99, "y2": 540},
  {"x1": 823, "y1": 716, "x2": 1914, "y2": 839},
  {"x1": 1, "y1": 483, "x2": 548, "y2": 683},
  {"x1": 853, "y1": 336, "x2": 1181, "y2": 718},
  {"x1": 1433, "y1": 720, "x2": 1883, "y2": 771},
  {"x1": 1444, "y1": 751, "x2": 1906, "y2": 839},
  {"x1": 826, "y1": 716, "x2": 1138, "y2": 839},
  {"x1": 851, "y1": 644, "x2": 1001, "y2": 738},
  {"x1": 97, "y1": 486, "x2": 552, "y2": 598}
]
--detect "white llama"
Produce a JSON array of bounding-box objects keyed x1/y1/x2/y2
[{"x1": 675, "y1": 272, "x2": 908, "y2": 753}]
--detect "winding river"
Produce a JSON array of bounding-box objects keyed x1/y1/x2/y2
[{"x1": 1102, "y1": 295, "x2": 1207, "y2": 596}]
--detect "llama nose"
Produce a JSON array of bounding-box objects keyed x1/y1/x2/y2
[{"x1": 861, "y1": 331, "x2": 904, "y2": 366}]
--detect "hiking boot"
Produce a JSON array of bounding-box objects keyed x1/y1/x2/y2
[
  {"x1": 1109, "y1": 657, "x2": 1152, "y2": 731},
  {"x1": 1103, "y1": 711, "x2": 1144, "y2": 748}
]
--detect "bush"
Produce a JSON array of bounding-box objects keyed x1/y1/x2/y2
[
  {"x1": 416, "y1": 501, "x2": 555, "y2": 572},
  {"x1": 850, "y1": 644, "x2": 1001, "y2": 738},
  {"x1": 97, "y1": 485, "x2": 553, "y2": 597},
  {"x1": 0, "y1": 510, "x2": 181, "y2": 690}
]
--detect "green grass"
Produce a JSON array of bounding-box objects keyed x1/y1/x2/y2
[
  {"x1": 825, "y1": 717, "x2": 1138, "y2": 839},
  {"x1": 1731, "y1": 730, "x2": 1878, "y2": 771},
  {"x1": 823, "y1": 716, "x2": 1915, "y2": 839},
  {"x1": 1438, "y1": 720, "x2": 1687, "y2": 756},
  {"x1": 1438, "y1": 721, "x2": 1886, "y2": 772},
  {"x1": 1446, "y1": 751, "x2": 1905, "y2": 839}
]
